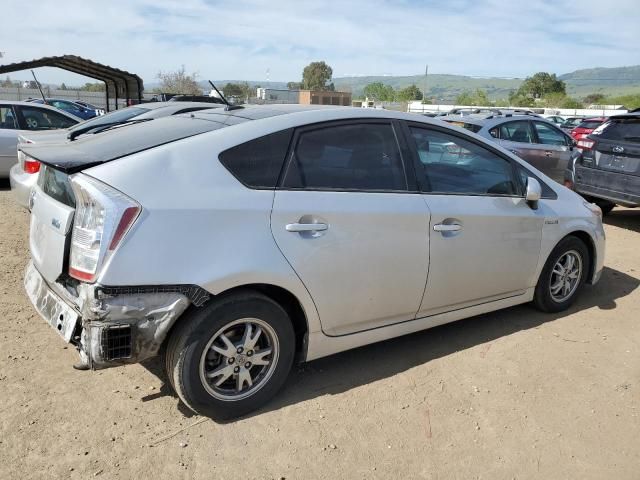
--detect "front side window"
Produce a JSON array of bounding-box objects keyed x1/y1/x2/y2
[
  {"x1": 19, "y1": 106, "x2": 77, "y2": 130},
  {"x1": 283, "y1": 123, "x2": 406, "y2": 191},
  {"x1": 0, "y1": 106, "x2": 17, "y2": 129},
  {"x1": 410, "y1": 126, "x2": 518, "y2": 196},
  {"x1": 499, "y1": 121, "x2": 534, "y2": 143},
  {"x1": 533, "y1": 122, "x2": 568, "y2": 146}
]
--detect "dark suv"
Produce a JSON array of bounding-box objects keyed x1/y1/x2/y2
[{"x1": 573, "y1": 112, "x2": 640, "y2": 213}]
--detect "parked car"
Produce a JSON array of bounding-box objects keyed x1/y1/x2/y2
[
  {"x1": 573, "y1": 111, "x2": 640, "y2": 213},
  {"x1": 27, "y1": 98, "x2": 98, "y2": 120},
  {"x1": 560, "y1": 117, "x2": 585, "y2": 132},
  {"x1": 543, "y1": 115, "x2": 565, "y2": 127},
  {"x1": 10, "y1": 102, "x2": 221, "y2": 208},
  {"x1": 570, "y1": 117, "x2": 607, "y2": 141},
  {"x1": 21, "y1": 105, "x2": 604, "y2": 419},
  {"x1": 73, "y1": 100, "x2": 106, "y2": 116},
  {"x1": 1, "y1": 100, "x2": 80, "y2": 179},
  {"x1": 440, "y1": 113, "x2": 579, "y2": 184}
]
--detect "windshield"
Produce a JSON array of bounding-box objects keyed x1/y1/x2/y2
[
  {"x1": 576, "y1": 120, "x2": 604, "y2": 130},
  {"x1": 68, "y1": 106, "x2": 149, "y2": 132}
]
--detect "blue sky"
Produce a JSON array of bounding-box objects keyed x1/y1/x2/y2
[{"x1": 1, "y1": 0, "x2": 639, "y2": 85}]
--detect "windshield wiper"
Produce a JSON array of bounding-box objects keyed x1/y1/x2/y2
[{"x1": 67, "y1": 118, "x2": 153, "y2": 141}]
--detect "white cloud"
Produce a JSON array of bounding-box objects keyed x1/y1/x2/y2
[{"x1": 1, "y1": 0, "x2": 638, "y2": 85}]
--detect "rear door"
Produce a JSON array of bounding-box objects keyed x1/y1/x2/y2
[
  {"x1": 405, "y1": 122, "x2": 544, "y2": 316},
  {"x1": 270, "y1": 120, "x2": 430, "y2": 336},
  {"x1": 529, "y1": 120, "x2": 573, "y2": 183},
  {"x1": 493, "y1": 120, "x2": 539, "y2": 162}
]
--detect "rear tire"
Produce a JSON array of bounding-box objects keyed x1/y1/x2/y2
[
  {"x1": 165, "y1": 290, "x2": 295, "y2": 420},
  {"x1": 533, "y1": 236, "x2": 589, "y2": 313}
]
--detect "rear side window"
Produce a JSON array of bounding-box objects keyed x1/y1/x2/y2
[
  {"x1": 592, "y1": 118, "x2": 640, "y2": 143},
  {"x1": 282, "y1": 123, "x2": 406, "y2": 191},
  {"x1": 219, "y1": 129, "x2": 292, "y2": 188},
  {"x1": 499, "y1": 121, "x2": 533, "y2": 143},
  {"x1": 18, "y1": 106, "x2": 77, "y2": 130}
]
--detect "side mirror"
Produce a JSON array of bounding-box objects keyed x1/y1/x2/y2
[{"x1": 526, "y1": 177, "x2": 541, "y2": 210}]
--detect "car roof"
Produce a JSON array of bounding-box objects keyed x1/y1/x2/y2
[{"x1": 438, "y1": 113, "x2": 548, "y2": 128}]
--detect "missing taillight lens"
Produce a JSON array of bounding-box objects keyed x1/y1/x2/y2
[{"x1": 69, "y1": 174, "x2": 140, "y2": 283}]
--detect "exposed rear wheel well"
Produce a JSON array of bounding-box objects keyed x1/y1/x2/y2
[{"x1": 202, "y1": 284, "x2": 308, "y2": 358}]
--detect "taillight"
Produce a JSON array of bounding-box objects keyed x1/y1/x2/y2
[
  {"x1": 18, "y1": 150, "x2": 40, "y2": 174},
  {"x1": 577, "y1": 139, "x2": 594, "y2": 150},
  {"x1": 68, "y1": 174, "x2": 141, "y2": 283},
  {"x1": 24, "y1": 158, "x2": 40, "y2": 174}
]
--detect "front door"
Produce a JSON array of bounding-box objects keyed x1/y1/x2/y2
[
  {"x1": 270, "y1": 121, "x2": 430, "y2": 336},
  {"x1": 405, "y1": 123, "x2": 544, "y2": 316}
]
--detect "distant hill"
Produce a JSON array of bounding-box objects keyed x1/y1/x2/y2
[
  {"x1": 144, "y1": 66, "x2": 640, "y2": 102},
  {"x1": 332, "y1": 66, "x2": 640, "y2": 101}
]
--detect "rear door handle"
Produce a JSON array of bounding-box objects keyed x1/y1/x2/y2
[
  {"x1": 286, "y1": 223, "x2": 328, "y2": 232},
  {"x1": 433, "y1": 223, "x2": 462, "y2": 232}
]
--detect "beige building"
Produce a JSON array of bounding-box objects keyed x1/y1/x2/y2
[{"x1": 298, "y1": 90, "x2": 351, "y2": 106}]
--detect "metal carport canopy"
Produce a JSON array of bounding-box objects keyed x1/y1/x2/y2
[{"x1": 0, "y1": 55, "x2": 144, "y2": 111}]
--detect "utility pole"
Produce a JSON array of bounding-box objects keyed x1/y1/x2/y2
[{"x1": 423, "y1": 64, "x2": 428, "y2": 105}]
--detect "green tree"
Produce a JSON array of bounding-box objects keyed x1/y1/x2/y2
[
  {"x1": 222, "y1": 82, "x2": 250, "y2": 99},
  {"x1": 583, "y1": 93, "x2": 606, "y2": 105},
  {"x1": 286, "y1": 81, "x2": 301, "y2": 90},
  {"x1": 60, "y1": 82, "x2": 68, "y2": 90},
  {"x1": 516, "y1": 72, "x2": 566, "y2": 99},
  {"x1": 156, "y1": 66, "x2": 201, "y2": 94},
  {"x1": 363, "y1": 82, "x2": 395, "y2": 101},
  {"x1": 456, "y1": 89, "x2": 490, "y2": 106},
  {"x1": 79, "y1": 82, "x2": 106, "y2": 92},
  {"x1": 301, "y1": 61, "x2": 333, "y2": 91},
  {"x1": 396, "y1": 84, "x2": 423, "y2": 101}
]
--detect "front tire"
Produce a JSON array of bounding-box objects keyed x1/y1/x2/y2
[
  {"x1": 165, "y1": 291, "x2": 295, "y2": 420},
  {"x1": 533, "y1": 236, "x2": 589, "y2": 313}
]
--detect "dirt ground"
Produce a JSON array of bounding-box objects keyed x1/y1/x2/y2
[{"x1": 0, "y1": 181, "x2": 638, "y2": 480}]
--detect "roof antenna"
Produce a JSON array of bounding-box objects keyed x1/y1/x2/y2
[
  {"x1": 208, "y1": 80, "x2": 243, "y2": 111},
  {"x1": 31, "y1": 70, "x2": 47, "y2": 104}
]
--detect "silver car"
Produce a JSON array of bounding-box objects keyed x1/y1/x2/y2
[
  {"x1": 1, "y1": 100, "x2": 80, "y2": 179},
  {"x1": 9, "y1": 102, "x2": 222, "y2": 208},
  {"x1": 21, "y1": 105, "x2": 605, "y2": 420}
]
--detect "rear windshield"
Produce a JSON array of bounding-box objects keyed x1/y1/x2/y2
[
  {"x1": 592, "y1": 118, "x2": 640, "y2": 143},
  {"x1": 38, "y1": 165, "x2": 75, "y2": 207},
  {"x1": 68, "y1": 107, "x2": 149, "y2": 132},
  {"x1": 443, "y1": 120, "x2": 481, "y2": 133},
  {"x1": 576, "y1": 121, "x2": 603, "y2": 130}
]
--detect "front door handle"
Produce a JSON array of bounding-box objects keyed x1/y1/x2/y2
[
  {"x1": 433, "y1": 223, "x2": 462, "y2": 232},
  {"x1": 286, "y1": 223, "x2": 328, "y2": 232},
  {"x1": 544, "y1": 151, "x2": 553, "y2": 157}
]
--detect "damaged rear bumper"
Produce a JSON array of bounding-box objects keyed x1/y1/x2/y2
[{"x1": 24, "y1": 260, "x2": 192, "y2": 369}]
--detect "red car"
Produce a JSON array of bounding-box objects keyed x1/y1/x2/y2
[{"x1": 570, "y1": 117, "x2": 607, "y2": 141}]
